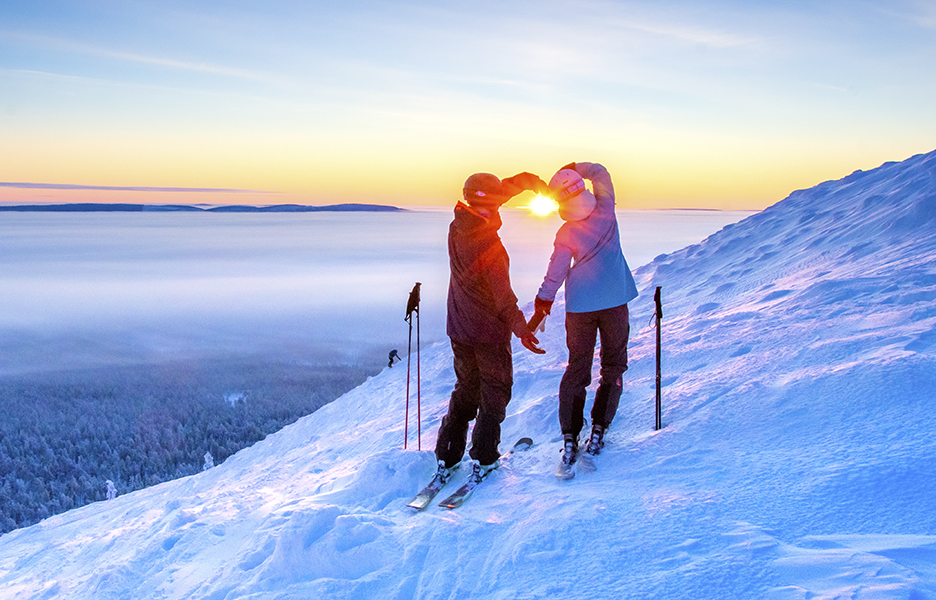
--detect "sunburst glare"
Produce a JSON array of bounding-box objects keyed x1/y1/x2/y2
[{"x1": 528, "y1": 194, "x2": 558, "y2": 217}]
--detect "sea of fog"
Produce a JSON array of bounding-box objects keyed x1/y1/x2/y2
[{"x1": 0, "y1": 208, "x2": 754, "y2": 375}]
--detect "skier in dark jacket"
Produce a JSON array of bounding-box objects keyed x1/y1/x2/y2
[{"x1": 433, "y1": 171, "x2": 547, "y2": 487}]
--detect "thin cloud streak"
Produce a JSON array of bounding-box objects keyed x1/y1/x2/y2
[
  {"x1": 0, "y1": 29, "x2": 279, "y2": 83},
  {"x1": 613, "y1": 15, "x2": 761, "y2": 48},
  {"x1": 886, "y1": 2, "x2": 936, "y2": 30}
]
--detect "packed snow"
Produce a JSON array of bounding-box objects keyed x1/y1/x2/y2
[{"x1": 2, "y1": 150, "x2": 936, "y2": 599}]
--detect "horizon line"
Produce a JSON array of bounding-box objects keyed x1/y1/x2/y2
[{"x1": 0, "y1": 182, "x2": 275, "y2": 194}]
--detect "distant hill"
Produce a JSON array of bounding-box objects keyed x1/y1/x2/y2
[
  {"x1": 0, "y1": 203, "x2": 405, "y2": 212},
  {"x1": 205, "y1": 203, "x2": 404, "y2": 212}
]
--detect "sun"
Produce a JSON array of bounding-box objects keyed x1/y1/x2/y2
[{"x1": 528, "y1": 194, "x2": 558, "y2": 217}]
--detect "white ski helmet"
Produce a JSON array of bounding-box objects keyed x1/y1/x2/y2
[{"x1": 549, "y1": 168, "x2": 596, "y2": 222}]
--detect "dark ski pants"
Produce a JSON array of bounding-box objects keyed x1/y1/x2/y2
[
  {"x1": 559, "y1": 303, "x2": 630, "y2": 439},
  {"x1": 435, "y1": 339, "x2": 512, "y2": 468}
]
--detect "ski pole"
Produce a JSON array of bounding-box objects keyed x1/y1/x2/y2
[
  {"x1": 416, "y1": 291, "x2": 421, "y2": 451},
  {"x1": 405, "y1": 311, "x2": 412, "y2": 449},
  {"x1": 654, "y1": 286, "x2": 663, "y2": 431},
  {"x1": 404, "y1": 282, "x2": 422, "y2": 449}
]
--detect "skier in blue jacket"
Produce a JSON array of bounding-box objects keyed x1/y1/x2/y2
[{"x1": 529, "y1": 162, "x2": 639, "y2": 474}]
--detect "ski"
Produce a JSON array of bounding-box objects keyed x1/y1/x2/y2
[
  {"x1": 555, "y1": 438, "x2": 578, "y2": 481},
  {"x1": 576, "y1": 428, "x2": 604, "y2": 474},
  {"x1": 577, "y1": 453, "x2": 596, "y2": 473},
  {"x1": 555, "y1": 456, "x2": 576, "y2": 480},
  {"x1": 437, "y1": 467, "x2": 488, "y2": 509},
  {"x1": 438, "y1": 437, "x2": 533, "y2": 509},
  {"x1": 557, "y1": 447, "x2": 602, "y2": 478},
  {"x1": 406, "y1": 464, "x2": 459, "y2": 510}
]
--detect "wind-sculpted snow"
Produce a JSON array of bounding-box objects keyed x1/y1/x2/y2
[{"x1": 2, "y1": 150, "x2": 936, "y2": 598}]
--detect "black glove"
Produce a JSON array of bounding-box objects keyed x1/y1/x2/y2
[
  {"x1": 527, "y1": 296, "x2": 553, "y2": 332},
  {"x1": 534, "y1": 296, "x2": 554, "y2": 315}
]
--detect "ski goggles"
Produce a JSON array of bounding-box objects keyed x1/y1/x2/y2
[{"x1": 556, "y1": 178, "x2": 585, "y2": 202}]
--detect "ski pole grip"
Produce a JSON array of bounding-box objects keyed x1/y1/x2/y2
[{"x1": 406, "y1": 282, "x2": 421, "y2": 320}]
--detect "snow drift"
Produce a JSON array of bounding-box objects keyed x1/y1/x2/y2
[{"x1": 2, "y1": 150, "x2": 936, "y2": 599}]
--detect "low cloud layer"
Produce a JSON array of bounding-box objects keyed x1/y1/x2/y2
[{"x1": 0, "y1": 209, "x2": 750, "y2": 376}]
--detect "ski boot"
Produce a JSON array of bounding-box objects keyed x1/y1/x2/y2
[
  {"x1": 468, "y1": 459, "x2": 499, "y2": 485},
  {"x1": 555, "y1": 433, "x2": 578, "y2": 480},
  {"x1": 578, "y1": 424, "x2": 605, "y2": 472},
  {"x1": 584, "y1": 424, "x2": 605, "y2": 457},
  {"x1": 435, "y1": 460, "x2": 458, "y2": 485}
]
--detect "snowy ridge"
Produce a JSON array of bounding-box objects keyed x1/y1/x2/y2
[{"x1": 2, "y1": 150, "x2": 936, "y2": 599}]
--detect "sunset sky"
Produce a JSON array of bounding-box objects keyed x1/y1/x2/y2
[{"x1": 1, "y1": 0, "x2": 934, "y2": 209}]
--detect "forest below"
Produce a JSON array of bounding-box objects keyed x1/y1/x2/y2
[{"x1": 0, "y1": 356, "x2": 381, "y2": 534}]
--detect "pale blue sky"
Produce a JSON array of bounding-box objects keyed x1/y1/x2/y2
[{"x1": 1, "y1": 0, "x2": 934, "y2": 208}]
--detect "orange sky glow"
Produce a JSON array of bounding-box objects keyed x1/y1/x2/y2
[{"x1": 2, "y1": 2, "x2": 934, "y2": 210}]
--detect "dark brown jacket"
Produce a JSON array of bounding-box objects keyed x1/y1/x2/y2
[{"x1": 446, "y1": 202, "x2": 526, "y2": 344}]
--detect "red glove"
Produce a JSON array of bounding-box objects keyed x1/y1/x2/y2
[{"x1": 502, "y1": 172, "x2": 549, "y2": 196}]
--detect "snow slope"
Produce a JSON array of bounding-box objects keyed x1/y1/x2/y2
[{"x1": 2, "y1": 150, "x2": 936, "y2": 599}]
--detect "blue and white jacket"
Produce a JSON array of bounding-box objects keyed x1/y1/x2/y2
[{"x1": 536, "y1": 162, "x2": 639, "y2": 313}]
